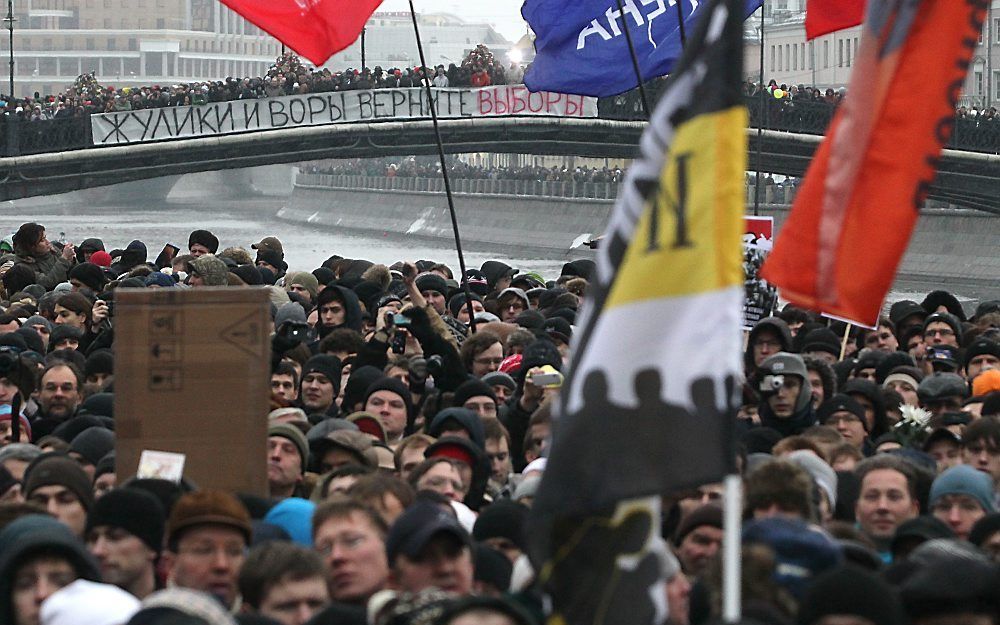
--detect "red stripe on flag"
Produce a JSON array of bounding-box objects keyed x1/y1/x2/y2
[
  {"x1": 761, "y1": 0, "x2": 988, "y2": 326},
  {"x1": 805, "y1": 0, "x2": 865, "y2": 40},
  {"x1": 220, "y1": 0, "x2": 384, "y2": 66}
]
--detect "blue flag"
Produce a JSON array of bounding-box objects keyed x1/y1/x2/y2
[{"x1": 523, "y1": 0, "x2": 763, "y2": 97}]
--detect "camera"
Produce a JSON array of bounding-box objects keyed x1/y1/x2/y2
[
  {"x1": 391, "y1": 330, "x2": 407, "y2": 354},
  {"x1": 758, "y1": 373, "x2": 786, "y2": 393},
  {"x1": 277, "y1": 321, "x2": 314, "y2": 344}
]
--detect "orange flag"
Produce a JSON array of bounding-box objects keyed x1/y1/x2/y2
[{"x1": 761, "y1": 0, "x2": 988, "y2": 326}]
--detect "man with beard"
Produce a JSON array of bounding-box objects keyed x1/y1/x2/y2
[
  {"x1": 85, "y1": 487, "x2": 164, "y2": 599},
  {"x1": 31, "y1": 363, "x2": 84, "y2": 440}
]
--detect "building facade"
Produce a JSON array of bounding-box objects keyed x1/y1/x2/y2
[
  {"x1": 323, "y1": 12, "x2": 511, "y2": 74},
  {"x1": 0, "y1": 4, "x2": 511, "y2": 98},
  {"x1": 743, "y1": 2, "x2": 1000, "y2": 109}
]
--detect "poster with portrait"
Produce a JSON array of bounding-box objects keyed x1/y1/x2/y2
[{"x1": 742, "y1": 216, "x2": 777, "y2": 330}]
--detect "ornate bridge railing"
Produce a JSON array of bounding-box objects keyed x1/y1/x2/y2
[{"x1": 2, "y1": 91, "x2": 997, "y2": 156}]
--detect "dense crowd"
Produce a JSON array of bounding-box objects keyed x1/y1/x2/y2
[
  {"x1": 0, "y1": 219, "x2": 997, "y2": 625},
  {"x1": 1, "y1": 45, "x2": 523, "y2": 121},
  {"x1": 303, "y1": 158, "x2": 627, "y2": 184}
]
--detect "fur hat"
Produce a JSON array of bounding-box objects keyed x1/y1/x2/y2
[
  {"x1": 187, "y1": 229, "x2": 219, "y2": 254},
  {"x1": 165, "y1": 490, "x2": 252, "y2": 548}
]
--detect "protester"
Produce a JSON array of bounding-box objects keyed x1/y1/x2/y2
[{"x1": 0, "y1": 215, "x2": 995, "y2": 624}]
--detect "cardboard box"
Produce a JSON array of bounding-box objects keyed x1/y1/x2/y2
[{"x1": 114, "y1": 287, "x2": 271, "y2": 496}]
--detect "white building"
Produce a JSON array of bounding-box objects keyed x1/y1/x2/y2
[
  {"x1": 326, "y1": 12, "x2": 512, "y2": 73},
  {"x1": 743, "y1": 2, "x2": 1000, "y2": 108},
  {"x1": 0, "y1": 3, "x2": 511, "y2": 98}
]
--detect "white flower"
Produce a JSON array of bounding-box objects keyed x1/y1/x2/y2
[{"x1": 899, "y1": 404, "x2": 933, "y2": 428}]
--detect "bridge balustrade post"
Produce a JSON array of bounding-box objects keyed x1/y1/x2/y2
[{"x1": 4, "y1": 116, "x2": 19, "y2": 157}]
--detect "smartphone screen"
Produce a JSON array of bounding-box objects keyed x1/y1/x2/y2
[{"x1": 154, "y1": 244, "x2": 181, "y2": 269}]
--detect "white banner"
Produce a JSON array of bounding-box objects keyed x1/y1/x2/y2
[{"x1": 90, "y1": 86, "x2": 598, "y2": 146}]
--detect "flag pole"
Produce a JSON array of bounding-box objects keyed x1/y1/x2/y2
[
  {"x1": 753, "y1": 2, "x2": 765, "y2": 217},
  {"x1": 676, "y1": 0, "x2": 687, "y2": 44},
  {"x1": 614, "y1": 0, "x2": 652, "y2": 118},
  {"x1": 839, "y1": 321, "x2": 852, "y2": 361},
  {"x1": 406, "y1": 0, "x2": 478, "y2": 333},
  {"x1": 722, "y1": 473, "x2": 743, "y2": 622}
]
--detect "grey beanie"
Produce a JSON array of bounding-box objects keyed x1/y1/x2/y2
[
  {"x1": 929, "y1": 465, "x2": 996, "y2": 513},
  {"x1": 69, "y1": 427, "x2": 116, "y2": 466},
  {"x1": 274, "y1": 301, "x2": 307, "y2": 327}
]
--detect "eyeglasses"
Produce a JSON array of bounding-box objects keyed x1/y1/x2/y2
[
  {"x1": 315, "y1": 533, "x2": 371, "y2": 556},
  {"x1": 825, "y1": 414, "x2": 861, "y2": 426},
  {"x1": 474, "y1": 357, "x2": 504, "y2": 366},
  {"x1": 178, "y1": 544, "x2": 246, "y2": 561}
]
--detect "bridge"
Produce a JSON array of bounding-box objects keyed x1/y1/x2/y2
[{"x1": 0, "y1": 93, "x2": 997, "y2": 211}]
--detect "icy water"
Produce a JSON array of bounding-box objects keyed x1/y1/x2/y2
[{"x1": 3, "y1": 196, "x2": 576, "y2": 280}]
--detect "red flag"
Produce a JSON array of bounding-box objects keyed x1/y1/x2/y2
[
  {"x1": 760, "y1": 0, "x2": 988, "y2": 327},
  {"x1": 805, "y1": 0, "x2": 865, "y2": 39},
  {"x1": 220, "y1": 0, "x2": 384, "y2": 66}
]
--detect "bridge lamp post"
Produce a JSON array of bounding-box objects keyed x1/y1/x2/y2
[{"x1": 3, "y1": 0, "x2": 14, "y2": 100}]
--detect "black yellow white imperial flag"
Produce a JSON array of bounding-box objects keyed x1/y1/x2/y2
[{"x1": 527, "y1": 0, "x2": 747, "y2": 622}]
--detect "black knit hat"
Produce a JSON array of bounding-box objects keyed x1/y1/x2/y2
[
  {"x1": 49, "y1": 324, "x2": 84, "y2": 351},
  {"x1": 69, "y1": 262, "x2": 107, "y2": 292},
  {"x1": 452, "y1": 378, "x2": 497, "y2": 409},
  {"x1": 341, "y1": 365, "x2": 384, "y2": 413},
  {"x1": 415, "y1": 273, "x2": 449, "y2": 297},
  {"x1": 964, "y1": 339, "x2": 1000, "y2": 372},
  {"x1": 448, "y1": 292, "x2": 483, "y2": 318},
  {"x1": 301, "y1": 355, "x2": 343, "y2": 396},
  {"x1": 23, "y1": 453, "x2": 94, "y2": 511},
  {"x1": 69, "y1": 426, "x2": 115, "y2": 466},
  {"x1": 187, "y1": 229, "x2": 219, "y2": 254},
  {"x1": 85, "y1": 487, "x2": 166, "y2": 554},
  {"x1": 84, "y1": 350, "x2": 114, "y2": 379},
  {"x1": 817, "y1": 394, "x2": 868, "y2": 431},
  {"x1": 364, "y1": 376, "x2": 414, "y2": 420},
  {"x1": 797, "y1": 565, "x2": 905, "y2": 625},
  {"x1": 472, "y1": 499, "x2": 528, "y2": 549}
]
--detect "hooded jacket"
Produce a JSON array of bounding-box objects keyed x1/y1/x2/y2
[
  {"x1": 315, "y1": 285, "x2": 363, "y2": 336},
  {"x1": 744, "y1": 317, "x2": 794, "y2": 374},
  {"x1": 0, "y1": 515, "x2": 100, "y2": 624}
]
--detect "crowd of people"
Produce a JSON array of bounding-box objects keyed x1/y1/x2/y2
[
  {"x1": 303, "y1": 158, "x2": 627, "y2": 184},
  {"x1": 0, "y1": 220, "x2": 997, "y2": 625},
  {"x1": 1, "y1": 46, "x2": 522, "y2": 121}
]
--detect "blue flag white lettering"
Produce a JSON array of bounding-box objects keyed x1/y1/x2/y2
[{"x1": 522, "y1": 0, "x2": 762, "y2": 97}]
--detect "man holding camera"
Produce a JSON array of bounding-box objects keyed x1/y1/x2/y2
[{"x1": 755, "y1": 352, "x2": 817, "y2": 437}]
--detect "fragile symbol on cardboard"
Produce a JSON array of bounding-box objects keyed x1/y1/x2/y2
[
  {"x1": 150, "y1": 312, "x2": 181, "y2": 335},
  {"x1": 149, "y1": 367, "x2": 182, "y2": 391},
  {"x1": 220, "y1": 311, "x2": 265, "y2": 358}
]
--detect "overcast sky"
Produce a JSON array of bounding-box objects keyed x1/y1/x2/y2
[{"x1": 379, "y1": 0, "x2": 530, "y2": 42}]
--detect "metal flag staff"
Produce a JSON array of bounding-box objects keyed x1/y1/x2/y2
[{"x1": 407, "y1": 0, "x2": 479, "y2": 333}]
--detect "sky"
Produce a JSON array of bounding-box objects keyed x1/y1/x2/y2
[{"x1": 378, "y1": 0, "x2": 530, "y2": 42}]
